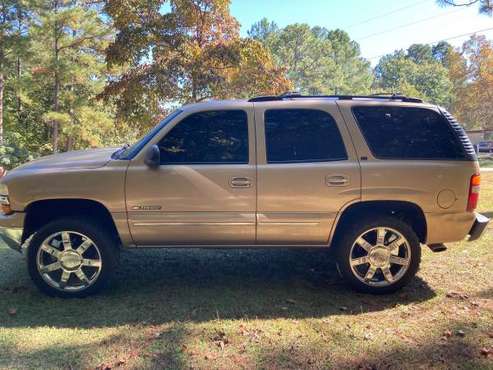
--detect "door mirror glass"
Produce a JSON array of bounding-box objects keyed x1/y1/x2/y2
[{"x1": 144, "y1": 145, "x2": 160, "y2": 168}]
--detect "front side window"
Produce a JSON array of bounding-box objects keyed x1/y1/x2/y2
[
  {"x1": 264, "y1": 109, "x2": 347, "y2": 163},
  {"x1": 352, "y1": 106, "x2": 466, "y2": 160},
  {"x1": 158, "y1": 110, "x2": 249, "y2": 164}
]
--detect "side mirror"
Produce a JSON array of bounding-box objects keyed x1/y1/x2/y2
[{"x1": 144, "y1": 145, "x2": 160, "y2": 168}]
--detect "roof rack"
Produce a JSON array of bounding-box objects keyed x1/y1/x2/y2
[{"x1": 248, "y1": 93, "x2": 423, "y2": 103}]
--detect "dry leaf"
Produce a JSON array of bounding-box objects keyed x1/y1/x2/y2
[{"x1": 480, "y1": 347, "x2": 492, "y2": 357}]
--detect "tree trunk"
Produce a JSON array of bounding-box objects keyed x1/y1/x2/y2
[
  {"x1": 52, "y1": 1, "x2": 60, "y2": 152},
  {"x1": 0, "y1": 71, "x2": 4, "y2": 146},
  {"x1": 16, "y1": 7, "x2": 23, "y2": 129},
  {"x1": 52, "y1": 72, "x2": 59, "y2": 152}
]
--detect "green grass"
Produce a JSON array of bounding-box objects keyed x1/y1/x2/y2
[
  {"x1": 479, "y1": 156, "x2": 493, "y2": 168},
  {"x1": 1, "y1": 176, "x2": 493, "y2": 369}
]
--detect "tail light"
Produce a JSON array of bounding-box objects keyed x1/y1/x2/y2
[{"x1": 467, "y1": 174, "x2": 480, "y2": 212}]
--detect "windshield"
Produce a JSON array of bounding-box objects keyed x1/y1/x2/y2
[{"x1": 113, "y1": 109, "x2": 182, "y2": 160}]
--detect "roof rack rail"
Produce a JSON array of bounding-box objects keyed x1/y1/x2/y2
[{"x1": 248, "y1": 93, "x2": 423, "y2": 103}]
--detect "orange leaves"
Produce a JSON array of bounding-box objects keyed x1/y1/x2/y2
[
  {"x1": 450, "y1": 35, "x2": 493, "y2": 130},
  {"x1": 103, "y1": 0, "x2": 291, "y2": 117}
]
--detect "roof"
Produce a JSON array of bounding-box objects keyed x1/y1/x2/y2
[
  {"x1": 248, "y1": 92, "x2": 423, "y2": 103},
  {"x1": 180, "y1": 92, "x2": 425, "y2": 111}
]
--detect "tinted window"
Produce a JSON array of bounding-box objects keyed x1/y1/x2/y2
[
  {"x1": 264, "y1": 109, "x2": 347, "y2": 163},
  {"x1": 353, "y1": 106, "x2": 465, "y2": 160},
  {"x1": 158, "y1": 110, "x2": 248, "y2": 164}
]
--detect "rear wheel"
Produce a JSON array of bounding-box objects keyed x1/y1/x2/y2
[
  {"x1": 27, "y1": 219, "x2": 118, "y2": 298},
  {"x1": 335, "y1": 216, "x2": 421, "y2": 294}
]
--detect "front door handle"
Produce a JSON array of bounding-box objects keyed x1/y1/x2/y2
[
  {"x1": 230, "y1": 177, "x2": 252, "y2": 188},
  {"x1": 326, "y1": 175, "x2": 349, "y2": 186}
]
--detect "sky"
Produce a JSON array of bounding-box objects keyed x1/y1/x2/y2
[{"x1": 230, "y1": 0, "x2": 493, "y2": 64}]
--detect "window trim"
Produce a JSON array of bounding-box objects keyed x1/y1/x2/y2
[
  {"x1": 351, "y1": 105, "x2": 470, "y2": 161},
  {"x1": 158, "y1": 109, "x2": 250, "y2": 166},
  {"x1": 263, "y1": 108, "x2": 348, "y2": 164}
]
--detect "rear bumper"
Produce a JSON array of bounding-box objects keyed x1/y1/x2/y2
[
  {"x1": 0, "y1": 212, "x2": 25, "y2": 253},
  {"x1": 468, "y1": 212, "x2": 490, "y2": 242}
]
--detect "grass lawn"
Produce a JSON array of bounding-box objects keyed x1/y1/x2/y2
[
  {"x1": 1, "y1": 176, "x2": 493, "y2": 369},
  {"x1": 479, "y1": 156, "x2": 493, "y2": 168}
]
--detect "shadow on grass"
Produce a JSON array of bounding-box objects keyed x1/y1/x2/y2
[
  {"x1": 257, "y1": 320, "x2": 488, "y2": 369},
  {"x1": 0, "y1": 246, "x2": 436, "y2": 329}
]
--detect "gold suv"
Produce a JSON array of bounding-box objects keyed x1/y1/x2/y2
[{"x1": 0, "y1": 93, "x2": 489, "y2": 297}]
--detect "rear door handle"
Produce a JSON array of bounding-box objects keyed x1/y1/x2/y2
[
  {"x1": 230, "y1": 177, "x2": 252, "y2": 188},
  {"x1": 326, "y1": 175, "x2": 349, "y2": 186}
]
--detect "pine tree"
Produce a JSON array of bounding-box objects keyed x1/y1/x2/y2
[
  {"x1": 31, "y1": 0, "x2": 112, "y2": 152},
  {"x1": 0, "y1": 0, "x2": 28, "y2": 145}
]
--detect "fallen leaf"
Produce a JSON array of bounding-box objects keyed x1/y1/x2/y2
[
  {"x1": 446, "y1": 292, "x2": 469, "y2": 300},
  {"x1": 480, "y1": 347, "x2": 492, "y2": 357}
]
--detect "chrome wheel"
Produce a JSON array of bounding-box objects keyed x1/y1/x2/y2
[
  {"x1": 349, "y1": 227, "x2": 411, "y2": 287},
  {"x1": 36, "y1": 231, "x2": 103, "y2": 292}
]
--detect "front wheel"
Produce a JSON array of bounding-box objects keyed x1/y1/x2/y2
[
  {"x1": 27, "y1": 219, "x2": 118, "y2": 298},
  {"x1": 335, "y1": 216, "x2": 421, "y2": 294}
]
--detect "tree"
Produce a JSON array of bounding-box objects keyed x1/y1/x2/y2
[
  {"x1": 102, "y1": 0, "x2": 291, "y2": 128},
  {"x1": 437, "y1": 0, "x2": 493, "y2": 16},
  {"x1": 0, "y1": 0, "x2": 30, "y2": 145},
  {"x1": 451, "y1": 35, "x2": 493, "y2": 129},
  {"x1": 249, "y1": 22, "x2": 372, "y2": 95},
  {"x1": 374, "y1": 46, "x2": 453, "y2": 106},
  {"x1": 31, "y1": 0, "x2": 114, "y2": 152},
  {"x1": 432, "y1": 41, "x2": 454, "y2": 67},
  {"x1": 322, "y1": 29, "x2": 373, "y2": 94},
  {"x1": 247, "y1": 17, "x2": 278, "y2": 42},
  {"x1": 407, "y1": 44, "x2": 434, "y2": 64}
]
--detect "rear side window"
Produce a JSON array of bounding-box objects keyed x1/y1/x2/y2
[
  {"x1": 352, "y1": 106, "x2": 466, "y2": 160},
  {"x1": 264, "y1": 109, "x2": 347, "y2": 163},
  {"x1": 158, "y1": 110, "x2": 248, "y2": 164}
]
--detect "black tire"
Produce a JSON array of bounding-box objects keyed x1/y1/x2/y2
[
  {"x1": 27, "y1": 218, "x2": 118, "y2": 298},
  {"x1": 334, "y1": 216, "x2": 421, "y2": 294}
]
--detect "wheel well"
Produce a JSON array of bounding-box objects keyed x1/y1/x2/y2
[
  {"x1": 22, "y1": 199, "x2": 121, "y2": 246},
  {"x1": 333, "y1": 201, "x2": 427, "y2": 243}
]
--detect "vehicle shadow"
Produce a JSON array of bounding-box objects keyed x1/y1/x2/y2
[{"x1": 0, "y1": 246, "x2": 436, "y2": 329}]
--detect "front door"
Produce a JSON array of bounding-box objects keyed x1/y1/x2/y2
[
  {"x1": 125, "y1": 105, "x2": 256, "y2": 245},
  {"x1": 254, "y1": 101, "x2": 361, "y2": 245}
]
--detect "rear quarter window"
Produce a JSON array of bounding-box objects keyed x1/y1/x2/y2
[{"x1": 352, "y1": 106, "x2": 467, "y2": 160}]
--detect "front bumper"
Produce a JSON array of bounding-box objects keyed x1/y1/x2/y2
[
  {"x1": 0, "y1": 212, "x2": 25, "y2": 253},
  {"x1": 468, "y1": 212, "x2": 490, "y2": 242}
]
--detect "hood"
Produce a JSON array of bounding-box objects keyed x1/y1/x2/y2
[{"x1": 13, "y1": 147, "x2": 118, "y2": 172}]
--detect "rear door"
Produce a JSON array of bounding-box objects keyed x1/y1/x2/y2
[{"x1": 254, "y1": 100, "x2": 361, "y2": 245}]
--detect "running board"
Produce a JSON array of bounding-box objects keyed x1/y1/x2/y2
[{"x1": 428, "y1": 243, "x2": 447, "y2": 253}]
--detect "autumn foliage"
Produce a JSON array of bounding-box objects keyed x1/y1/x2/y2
[{"x1": 101, "y1": 0, "x2": 291, "y2": 123}]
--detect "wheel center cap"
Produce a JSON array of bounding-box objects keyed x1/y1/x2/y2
[
  {"x1": 60, "y1": 251, "x2": 82, "y2": 270},
  {"x1": 369, "y1": 247, "x2": 390, "y2": 267}
]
